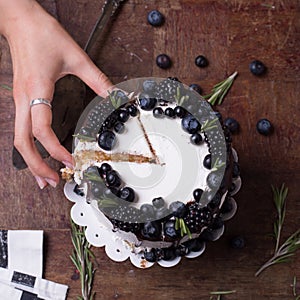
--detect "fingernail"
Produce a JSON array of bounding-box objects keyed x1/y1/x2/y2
[
  {"x1": 45, "y1": 178, "x2": 57, "y2": 188},
  {"x1": 35, "y1": 176, "x2": 47, "y2": 189},
  {"x1": 63, "y1": 161, "x2": 74, "y2": 169}
]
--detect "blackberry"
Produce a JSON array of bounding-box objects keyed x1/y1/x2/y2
[
  {"x1": 154, "y1": 77, "x2": 183, "y2": 101},
  {"x1": 110, "y1": 206, "x2": 142, "y2": 233},
  {"x1": 184, "y1": 203, "x2": 212, "y2": 233}
]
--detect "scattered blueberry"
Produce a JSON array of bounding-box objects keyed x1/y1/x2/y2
[
  {"x1": 203, "y1": 154, "x2": 211, "y2": 169},
  {"x1": 174, "y1": 106, "x2": 186, "y2": 118},
  {"x1": 156, "y1": 54, "x2": 172, "y2": 69},
  {"x1": 98, "y1": 130, "x2": 116, "y2": 151},
  {"x1": 256, "y1": 118, "x2": 273, "y2": 136},
  {"x1": 189, "y1": 83, "x2": 202, "y2": 94},
  {"x1": 118, "y1": 187, "x2": 135, "y2": 202},
  {"x1": 114, "y1": 122, "x2": 125, "y2": 134},
  {"x1": 164, "y1": 107, "x2": 175, "y2": 118},
  {"x1": 139, "y1": 95, "x2": 157, "y2": 110},
  {"x1": 141, "y1": 221, "x2": 162, "y2": 239},
  {"x1": 193, "y1": 188, "x2": 203, "y2": 202},
  {"x1": 147, "y1": 10, "x2": 165, "y2": 27},
  {"x1": 249, "y1": 60, "x2": 266, "y2": 76},
  {"x1": 169, "y1": 201, "x2": 188, "y2": 218},
  {"x1": 106, "y1": 170, "x2": 122, "y2": 188},
  {"x1": 152, "y1": 197, "x2": 165, "y2": 210},
  {"x1": 118, "y1": 109, "x2": 130, "y2": 123},
  {"x1": 127, "y1": 104, "x2": 138, "y2": 117},
  {"x1": 181, "y1": 114, "x2": 201, "y2": 134},
  {"x1": 230, "y1": 236, "x2": 245, "y2": 249},
  {"x1": 164, "y1": 220, "x2": 180, "y2": 239},
  {"x1": 143, "y1": 79, "x2": 158, "y2": 94},
  {"x1": 195, "y1": 55, "x2": 209, "y2": 68},
  {"x1": 190, "y1": 133, "x2": 203, "y2": 145},
  {"x1": 153, "y1": 107, "x2": 164, "y2": 118},
  {"x1": 224, "y1": 117, "x2": 240, "y2": 134}
]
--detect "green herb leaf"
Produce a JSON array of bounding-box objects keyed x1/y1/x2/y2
[{"x1": 0, "y1": 84, "x2": 13, "y2": 91}]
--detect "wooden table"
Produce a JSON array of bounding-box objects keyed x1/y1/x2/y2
[{"x1": 0, "y1": 1, "x2": 299, "y2": 299}]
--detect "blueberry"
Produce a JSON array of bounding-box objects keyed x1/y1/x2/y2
[
  {"x1": 110, "y1": 90, "x2": 129, "y2": 103},
  {"x1": 118, "y1": 109, "x2": 130, "y2": 123},
  {"x1": 181, "y1": 114, "x2": 201, "y2": 134},
  {"x1": 73, "y1": 184, "x2": 84, "y2": 197},
  {"x1": 156, "y1": 54, "x2": 172, "y2": 69},
  {"x1": 106, "y1": 170, "x2": 122, "y2": 188},
  {"x1": 155, "y1": 207, "x2": 170, "y2": 220},
  {"x1": 164, "y1": 220, "x2": 180, "y2": 239},
  {"x1": 162, "y1": 247, "x2": 177, "y2": 261},
  {"x1": 114, "y1": 122, "x2": 125, "y2": 134},
  {"x1": 224, "y1": 117, "x2": 240, "y2": 134},
  {"x1": 256, "y1": 118, "x2": 273, "y2": 136},
  {"x1": 142, "y1": 79, "x2": 158, "y2": 94},
  {"x1": 164, "y1": 107, "x2": 175, "y2": 118},
  {"x1": 139, "y1": 95, "x2": 157, "y2": 110},
  {"x1": 140, "y1": 204, "x2": 155, "y2": 220},
  {"x1": 141, "y1": 221, "x2": 162, "y2": 239},
  {"x1": 193, "y1": 188, "x2": 203, "y2": 202},
  {"x1": 190, "y1": 133, "x2": 203, "y2": 145},
  {"x1": 174, "y1": 106, "x2": 186, "y2": 118},
  {"x1": 195, "y1": 55, "x2": 209, "y2": 68},
  {"x1": 147, "y1": 10, "x2": 165, "y2": 27},
  {"x1": 249, "y1": 60, "x2": 266, "y2": 76},
  {"x1": 98, "y1": 130, "x2": 116, "y2": 151},
  {"x1": 118, "y1": 187, "x2": 135, "y2": 202},
  {"x1": 206, "y1": 171, "x2": 223, "y2": 189},
  {"x1": 144, "y1": 248, "x2": 157, "y2": 262},
  {"x1": 203, "y1": 154, "x2": 211, "y2": 169},
  {"x1": 189, "y1": 83, "x2": 202, "y2": 94},
  {"x1": 153, "y1": 107, "x2": 164, "y2": 118},
  {"x1": 152, "y1": 197, "x2": 165, "y2": 209},
  {"x1": 127, "y1": 104, "x2": 138, "y2": 117},
  {"x1": 208, "y1": 193, "x2": 222, "y2": 210},
  {"x1": 230, "y1": 236, "x2": 245, "y2": 249},
  {"x1": 98, "y1": 163, "x2": 112, "y2": 177},
  {"x1": 169, "y1": 201, "x2": 188, "y2": 218}
]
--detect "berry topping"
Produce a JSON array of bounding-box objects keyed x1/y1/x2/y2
[
  {"x1": 174, "y1": 106, "x2": 186, "y2": 118},
  {"x1": 127, "y1": 104, "x2": 138, "y2": 117},
  {"x1": 118, "y1": 109, "x2": 130, "y2": 123},
  {"x1": 184, "y1": 204, "x2": 212, "y2": 233},
  {"x1": 181, "y1": 114, "x2": 201, "y2": 134},
  {"x1": 256, "y1": 118, "x2": 273, "y2": 136},
  {"x1": 195, "y1": 55, "x2": 209, "y2": 68},
  {"x1": 114, "y1": 122, "x2": 125, "y2": 134},
  {"x1": 147, "y1": 10, "x2": 165, "y2": 27},
  {"x1": 203, "y1": 154, "x2": 212, "y2": 169},
  {"x1": 141, "y1": 221, "x2": 162, "y2": 239},
  {"x1": 164, "y1": 220, "x2": 180, "y2": 239},
  {"x1": 193, "y1": 188, "x2": 203, "y2": 202},
  {"x1": 152, "y1": 197, "x2": 165, "y2": 209},
  {"x1": 224, "y1": 117, "x2": 240, "y2": 134},
  {"x1": 169, "y1": 201, "x2": 188, "y2": 218},
  {"x1": 189, "y1": 83, "x2": 202, "y2": 94},
  {"x1": 156, "y1": 54, "x2": 172, "y2": 69},
  {"x1": 106, "y1": 170, "x2": 122, "y2": 188},
  {"x1": 118, "y1": 187, "x2": 135, "y2": 202},
  {"x1": 190, "y1": 133, "x2": 203, "y2": 145},
  {"x1": 98, "y1": 130, "x2": 116, "y2": 151},
  {"x1": 206, "y1": 171, "x2": 223, "y2": 189},
  {"x1": 153, "y1": 107, "x2": 164, "y2": 118},
  {"x1": 230, "y1": 236, "x2": 245, "y2": 249},
  {"x1": 139, "y1": 95, "x2": 157, "y2": 110},
  {"x1": 164, "y1": 107, "x2": 175, "y2": 118},
  {"x1": 249, "y1": 60, "x2": 266, "y2": 76}
]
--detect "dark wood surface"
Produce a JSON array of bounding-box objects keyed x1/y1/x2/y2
[{"x1": 0, "y1": 0, "x2": 299, "y2": 299}]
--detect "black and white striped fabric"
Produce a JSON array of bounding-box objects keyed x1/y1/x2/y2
[{"x1": 0, "y1": 230, "x2": 68, "y2": 299}]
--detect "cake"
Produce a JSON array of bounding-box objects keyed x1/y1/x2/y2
[{"x1": 62, "y1": 77, "x2": 241, "y2": 264}]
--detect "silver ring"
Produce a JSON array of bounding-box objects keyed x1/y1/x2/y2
[{"x1": 30, "y1": 98, "x2": 52, "y2": 109}]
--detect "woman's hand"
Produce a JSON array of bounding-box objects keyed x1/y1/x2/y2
[{"x1": 0, "y1": 0, "x2": 113, "y2": 188}]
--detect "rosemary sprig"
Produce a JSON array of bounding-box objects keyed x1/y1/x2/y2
[
  {"x1": 70, "y1": 219, "x2": 96, "y2": 300},
  {"x1": 200, "y1": 118, "x2": 218, "y2": 132},
  {"x1": 108, "y1": 90, "x2": 122, "y2": 109},
  {"x1": 73, "y1": 134, "x2": 96, "y2": 142},
  {"x1": 174, "y1": 86, "x2": 190, "y2": 106},
  {"x1": 203, "y1": 71, "x2": 238, "y2": 105},
  {"x1": 209, "y1": 290, "x2": 236, "y2": 300},
  {"x1": 211, "y1": 157, "x2": 226, "y2": 171},
  {"x1": 0, "y1": 84, "x2": 13, "y2": 91},
  {"x1": 255, "y1": 184, "x2": 300, "y2": 277}
]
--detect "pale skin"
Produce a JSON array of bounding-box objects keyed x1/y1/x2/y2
[{"x1": 0, "y1": 0, "x2": 113, "y2": 189}]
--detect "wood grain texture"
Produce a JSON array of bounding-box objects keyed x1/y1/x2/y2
[{"x1": 0, "y1": 0, "x2": 299, "y2": 299}]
